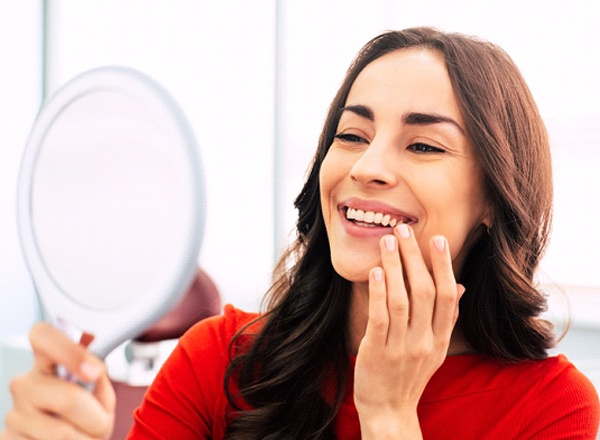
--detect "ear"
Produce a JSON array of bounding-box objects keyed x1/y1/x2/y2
[{"x1": 481, "y1": 203, "x2": 493, "y2": 231}]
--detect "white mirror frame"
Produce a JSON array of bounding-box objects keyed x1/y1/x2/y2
[{"x1": 17, "y1": 66, "x2": 205, "y2": 358}]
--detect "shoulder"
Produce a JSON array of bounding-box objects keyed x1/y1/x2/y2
[
  {"x1": 532, "y1": 354, "x2": 595, "y2": 389},
  {"x1": 430, "y1": 353, "x2": 596, "y2": 393},
  {"x1": 527, "y1": 354, "x2": 599, "y2": 410},
  {"x1": 437, "y1": 353, "x2": 599, "y2": 405},
  {"x1": 179, "y1": 304, "x2": 261, "y2": 364},
  {"x1": 422, "y1": 354, "x2": 600, "y2": 438},
  {"x1": 179, "y1": 304, "x2": 261, "y2": 353},
  {"x1": 495, "y1": 354, "x2": 599, "y2": 406},
  {"x1": 152, "y1": 303, "x2": 262, "y2": 400},
  {"x1": 129, "y1": 305, "x2": 262, "y2": 439},
  {"x1": 517, "y1": 354, "x2": 599, "y2": 437}
]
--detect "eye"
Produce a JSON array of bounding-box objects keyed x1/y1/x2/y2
[
  {"x1": 334, "y1": 133, "x2": 368, "y2": 144},
  {"x1": 408, "y1": 142, "x2": 445, "y2": 154}
]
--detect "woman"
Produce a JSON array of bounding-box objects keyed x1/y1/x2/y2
[{"x1": 3, "y1": 27, "x2": 599, "y2": 439}]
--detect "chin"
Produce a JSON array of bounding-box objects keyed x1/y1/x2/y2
[{"x1": 330, "y1": 257, "x2": 374, "y2": 284}]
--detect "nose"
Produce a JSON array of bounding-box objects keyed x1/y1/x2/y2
[{"x1": 349, "y1": 138, "x2": 398, "y2": 188}]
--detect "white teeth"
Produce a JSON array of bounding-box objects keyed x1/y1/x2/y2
[{"x1": 346, "y1": 208, "x2": 402, "y2": 227}]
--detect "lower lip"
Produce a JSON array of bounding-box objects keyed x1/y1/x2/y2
[{"x1": 339, "y1": 210, "x2": 395, "y2": 238}]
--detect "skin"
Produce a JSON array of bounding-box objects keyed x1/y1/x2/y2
[
  {"x1": 1, "y1": 323, "x2": 114, "y2": 439},
  {"x1": 319, "y1": 47, "x2": 491, "y2": 438}
]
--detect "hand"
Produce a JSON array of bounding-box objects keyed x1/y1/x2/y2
[
  {"x1": 1, "y1": 323, "x2": 115, "y2": 439},
  {"x1": 354, "y1": 224, "x2": 464, "y2": 439}
]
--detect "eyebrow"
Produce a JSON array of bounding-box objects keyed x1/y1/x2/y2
[{"x1": 340, "y1": 104, "x2": 465, "y2": 135}]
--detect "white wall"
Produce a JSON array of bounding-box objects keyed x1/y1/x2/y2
[
  {"x1": 0, "y1": 1, "x2": 42, "y2": 337},
  {"x1": 0, "y1": 0, "x2": 43, "y2": 425},
  {"x1": 46, "y1": 1, "x2": 277, "y2": 311}
]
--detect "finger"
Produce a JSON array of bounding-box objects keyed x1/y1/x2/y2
[
  {"x1": 429, "y1": 235, "x2": 459, "y2": 338},
  {"x1": 379, "y1": 234, "x2": 408, "y2": 344},
  {"x1": 4, "y1": 407, "x2": 89, "y2": 440},
  {"x1": 394, "y1": 223, "x2": 436, "y2": 332},
  {"x1": 94, "y1": 366, "x2": 116, "y2": 415},
  {"x1": 365, "y1": 266, "x2": 390, "y2": 345},
  {"x1": 29, "y1": 322, "x2": 103, "y2": 383},
  {"x1": 11, "y1": 370, "x2": 112, "y2": 438}
]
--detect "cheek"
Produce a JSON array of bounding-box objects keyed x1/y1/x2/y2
[
  {"x1": 319, "y1": 156, "x2": 334, "y2": 216},
  {"x1": 415, "y1": 216, "x2": 481, "y2": 274},
  {"x1": 414, "y1": 173, "x2": 489, "y2": 267},
  {"x1": 319, "y1": 150, "x2": 346, "y2": 212}
]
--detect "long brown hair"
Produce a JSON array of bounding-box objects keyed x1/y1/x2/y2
[{"x1": 224, "y1": 27, "x2": 554, "y2": 439}]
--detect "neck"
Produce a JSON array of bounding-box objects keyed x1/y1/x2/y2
[{"x1": 347, "y1": 282, "x2": 475, "y2": 356}]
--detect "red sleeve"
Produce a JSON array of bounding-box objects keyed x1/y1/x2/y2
[
  {"x1": 126, "y1": 305, "x2": 258, "y2": 440},
  {"x1": 520, "y1": 355, "x2": 600, "y2": 439}
]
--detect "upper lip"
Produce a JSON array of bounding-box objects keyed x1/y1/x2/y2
[{"x1": 338, "y1": 197, "x2": 418, "y2": 225}]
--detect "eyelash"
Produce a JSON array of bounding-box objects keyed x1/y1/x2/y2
[
  {"x1": 408, "y1": 143, "x2": 445, "y2": 154},
  {"x1": 334, "y1": 134, "x2": 445, "y2": 154},
  {"x1": 334, "y1": 133, "x2": 366, "y2": 143}
]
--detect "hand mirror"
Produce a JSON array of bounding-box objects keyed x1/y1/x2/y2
[{"x1": 17, "y1": 66, "x2": 205, "y2": 359}]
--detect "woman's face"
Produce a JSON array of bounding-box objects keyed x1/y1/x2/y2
[{"x1": 320, "y1": 47, "x2": 490, "y2": 284}]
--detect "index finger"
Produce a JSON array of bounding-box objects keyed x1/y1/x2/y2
[{"x1": 29, "y1": 322, "x2": 103, "y2": 383}]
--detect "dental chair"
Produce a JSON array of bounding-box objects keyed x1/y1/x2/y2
[{"x1": 109, "y1": 267, "x2": 221, "y2": 439}]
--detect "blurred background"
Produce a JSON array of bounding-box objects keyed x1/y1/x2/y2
[{"x1": 1, "y1": 0, "x2": 599, "y2": 429}]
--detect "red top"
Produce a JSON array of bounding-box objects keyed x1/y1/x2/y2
[{"x1": 129, "y1": 305, "x2": 600, "y2": 439}]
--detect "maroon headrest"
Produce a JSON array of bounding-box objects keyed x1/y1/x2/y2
[{"x1": 135, "y1": 268, "x2": 221, "y2": 343}]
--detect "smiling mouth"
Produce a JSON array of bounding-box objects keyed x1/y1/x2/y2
[{"x1": 344, "y1": 207, "x2": 416, "y2": 228}]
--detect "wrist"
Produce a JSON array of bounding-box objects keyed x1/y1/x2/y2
[{"x1": 358, "y1": 408, "x2": 423, "y2": 440}]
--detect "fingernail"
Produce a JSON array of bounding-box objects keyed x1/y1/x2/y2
[
  {"x1": 397, "y1": 223, "x2": 410, "y2": 238},
  {"x1": 433, "y1": 235, "x2": 445, "y2": 251},
  {"x1": 384, "y1": 235, "x2": 396, "y2": 251},
  {"x1": 373, "y1": 267, "x2": 383, "y2": 282},
  {"x1": 79, "y1": 332, "x2": 95, "y2": 348},
  {"x1": 79, "y1": 361, "x2": 102, "y2": 381}
]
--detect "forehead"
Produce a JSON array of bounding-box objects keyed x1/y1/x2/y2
[{"x1": 346, "y1": 47, "x2": 464, "y2": 126}]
